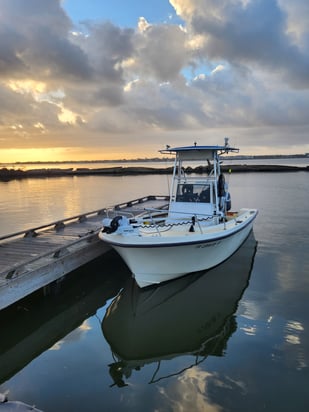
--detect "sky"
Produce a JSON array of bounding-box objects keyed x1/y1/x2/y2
[{"x1": 1, "y1": 0, "x2": 309, "y2": 162}]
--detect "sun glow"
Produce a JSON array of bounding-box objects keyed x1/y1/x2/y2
[
  {"x1": 8, "y1": 79, "x2": 47, "y2": 96},
  {"x1": 0, "y1": 148, "x2": 70, "y2": 163},
  {"x1": 0, "y1": 146, "x2": 151, "y2": 163},
  {"x1": 58, "y1": 104, "x2": 80, "y2": 124}
]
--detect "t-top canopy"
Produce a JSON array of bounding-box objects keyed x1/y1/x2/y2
[{"x1": 160, "y1": 144, "x2": 239, "y2": 161}]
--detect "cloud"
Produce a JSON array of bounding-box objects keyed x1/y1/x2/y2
[
  {"x1": 171, "y1": 0, "x2": 309, "y2": 87},
  {"x1": 278, "y1": 0, "x2": 309, "y2": 46},
  {"x1": 133, "y1": 18, "x2": 188, "y2": 81},
  {"x1": 0, "y1": 0, "x2": 309, "y2": 159},
  {"x1": 0, "y1": 0, "x2": 88, "y2": 81}
]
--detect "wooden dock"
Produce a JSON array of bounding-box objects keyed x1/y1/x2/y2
[{"x1": 0, "y1": 195, "x2": 168, "y2": 311}]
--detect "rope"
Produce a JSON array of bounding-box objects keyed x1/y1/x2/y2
[{"x1": 137, "y1": 216, "x2": 213, "y2": 229}]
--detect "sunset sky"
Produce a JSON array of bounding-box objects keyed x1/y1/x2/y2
[{"x1": 1, "y1": 0, "x2": 309, "y2": 162}]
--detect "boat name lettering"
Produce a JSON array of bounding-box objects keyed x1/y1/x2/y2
[{"x1": 196, "y1": 241, "x2": 221, "y2": 248}]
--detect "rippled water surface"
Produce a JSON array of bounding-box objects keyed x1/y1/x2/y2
[{"x1": 0, "y1": 169, "x2": 308, "y2": 411}]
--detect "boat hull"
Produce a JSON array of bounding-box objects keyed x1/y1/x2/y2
[
  {"x1": 101, "y1": 210, "x2": 257, "y2": 288},
  {"x1": 103, "y1": 231, "x2": 257, "y2": 364}
]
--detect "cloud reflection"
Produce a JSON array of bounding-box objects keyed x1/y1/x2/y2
[
  {"x1": 284, "y1": 320, "x2": 304, "y2": 345},
  {"x1": 156, "y1": 367, "x2": 249, "y2": 411},
  {"x1": 49, "y1": 320, "x2": 91, "y2": 351},
  {"x1": 240, "y1": 325, "x2": 257, "y2": 336},
  {"x1": 157, "y1": 367, "x2": 223, "y2": 412},
  {"x1": 282, "y1": 319, "x2": 307, "y2": 370}
]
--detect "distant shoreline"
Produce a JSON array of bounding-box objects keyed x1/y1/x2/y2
[
  {"x1": 0, "y1": 163, "x2": 308, "y2": 180},
  {"x1": 1, "y1": 153, "x2": 308, "y2": 166}
]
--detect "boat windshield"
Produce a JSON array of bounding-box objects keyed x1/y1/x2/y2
[{"x1": 176, "y1": 183, "x2": 213, "y2": 203}]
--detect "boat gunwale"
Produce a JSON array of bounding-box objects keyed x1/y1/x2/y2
[{"x1": 101, "y1": 209, "x2": 258, "y2": 248}]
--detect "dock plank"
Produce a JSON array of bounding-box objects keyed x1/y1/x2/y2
[{"x1": 0, "y1": 196, "x2": 169, "y2": 310}]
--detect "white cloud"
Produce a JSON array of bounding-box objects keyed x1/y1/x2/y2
[{"x1": 0, "y1": 0, "x2": 309, "y2": 158}]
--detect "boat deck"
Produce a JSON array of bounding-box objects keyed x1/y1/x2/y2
[
  {"x1": 138, "y1": 210, "x2": 251, "y2": 237},
  {"x1": 0, "y1": 195, "x2": 168, "y2": 310}
]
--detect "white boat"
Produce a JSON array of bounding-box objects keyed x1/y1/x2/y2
[
  {"x1": 99, "y1": 139, "x2": 258, "y2": 288},
  {"x1": 102, "y1": 232, "x2": 257, "y2": 386}
]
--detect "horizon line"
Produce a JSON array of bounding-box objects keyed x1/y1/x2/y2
[{"x1": 0, "y1": 153, "x2": 308, "y2": 165}]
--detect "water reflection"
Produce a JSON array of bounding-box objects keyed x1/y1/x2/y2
[
  {"x1": 103, "y1": 232, "x2": 257, "y2": 387},
  {"x1": 0, "y1": 251, "x2": 129, "y2": 385}
]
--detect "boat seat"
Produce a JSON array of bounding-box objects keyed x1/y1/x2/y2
[{"x1": 199, "y1": 188, "x2": 210, "y2": 203}]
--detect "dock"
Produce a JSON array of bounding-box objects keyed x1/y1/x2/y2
[{"x1": 0, "y1": 195, "x2": 168, "y2": 311}]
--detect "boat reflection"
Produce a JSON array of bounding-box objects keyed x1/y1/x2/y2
[
  {"x1": 102, "y1": 232, "x2": 257, "y2": 387},
  {"x1": 0, "y1": 251, "x2": 129, "y2": 385}
]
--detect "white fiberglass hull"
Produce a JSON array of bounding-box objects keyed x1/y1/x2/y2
[
  {"x1": 100, "y1": 209, "x2": 258, "y2": 288},
  {"x1": 102, "y1": 232, "x2": 257, "y2": 381}
]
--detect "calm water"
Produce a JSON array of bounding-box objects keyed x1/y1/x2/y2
[{"x1": 0, "y1": 169, "x2": 308, "y2": 411}]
